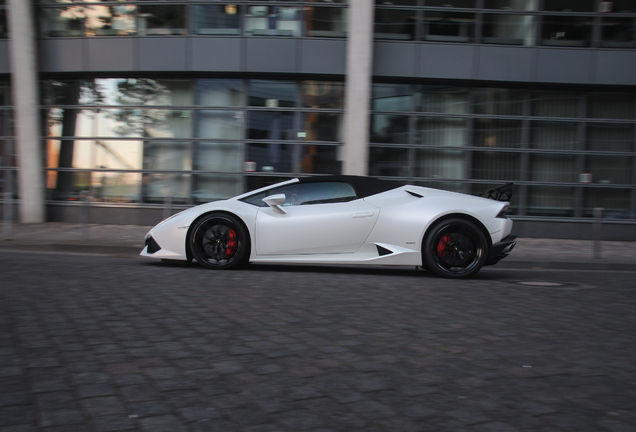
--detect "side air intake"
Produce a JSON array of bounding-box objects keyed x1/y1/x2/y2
[{"x1": 376, "y1": 245, "x2": 393, "y2": 256}]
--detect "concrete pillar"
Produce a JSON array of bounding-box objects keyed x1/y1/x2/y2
[
  {"x1": 343, "y1": 0, "x2": 374, "y2": 176},
  {"x1": 7, "y1": 0, "x2": 45, "y2": 223}
]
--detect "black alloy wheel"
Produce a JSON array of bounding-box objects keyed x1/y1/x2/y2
[
  {"x1": 423, "y1": 218, "x2": 488, "y2": 278},
  {"x1": 189, "y1": 214, "x2": 249, "y2": 270}
]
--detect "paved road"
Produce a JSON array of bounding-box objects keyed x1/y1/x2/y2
[{"x1": 1, "y1": 252, "x2": 635, "y2": 432}]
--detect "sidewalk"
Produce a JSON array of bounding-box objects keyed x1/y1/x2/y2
[{"x1": 1, "y1": 222, "x2": 636, "y2": 271}]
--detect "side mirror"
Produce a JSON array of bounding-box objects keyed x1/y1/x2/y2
[{"x1": 262, "y1": 194, "x2": 287, "y2": 213}]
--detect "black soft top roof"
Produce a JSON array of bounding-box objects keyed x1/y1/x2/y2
[{"x1": 297, "y1": 175, "x2": 400, "y2": 199}]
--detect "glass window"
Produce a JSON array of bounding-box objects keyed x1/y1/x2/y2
[
  {"x1": 245, "y1": 142, "x2": 295, "y2": 173},
  {"x1": 39, "y1": 6, "x2": 86, "y2": 37},
  {"x1": 47, "y1": 139, "x2": 143, "y2": 170},
  {"x1": 248, "y1": 111, "x2": 295, "y2": 140},
  {"x1": 269, "y1": 181, "x2": 357, "y2": 206},
  {"x1": 0, "y1": 81, "x2": 9, "y2": 106},
  {"x1": 608, "y1": 0, "x2": 636, "y2": 12},
  {"x1": 84, "y1": 5, "x2": 136, "y2": 36},
  {"x1": 46, "y1": 108, "x2": 147, "y2": 139},
  {"x1": 588, "y1": 94, "x2": 635, "y2": 119},
  {"x1": 416, "y1": 117, "x2": 467, "y2": 147},
  {"x1": 249, "y1": 81, "x2": 297, "y2": 108},
  {"x1": 195, "y1": 142, "x2": 242, "y2": 172},
  {"x1": 532, "y1": 93, "x2": 579, "y2": 117},
  {"x1": 302, "y1": 112, "x2": 344, "y2": 142},
  {"x1": 416, "y1": 87, "x2": 469, "y2": 114},
  {"x1": 297, "y1": 145, "x2": 342, "y2": 174},
  {"x1": 583, "y1": 188, "x2": 632, "y2": 218},
  {"x1": 601, "y1": 16, "x2": 636, "y2": 48},
  {"x1": 245, "y1": 5, "x2": 302, "y2": 37},
  {"x1": 197, "y1": 80, "x2": 245, "y2": 107},
  {"x1": 482, "y1": 13, "x2": 535, "y2": 45},
  {"x1": 414, "y1": 149, "x2": 466, "y2": 179},
  {"x1": 196, "y1": 110, "x2": 244, "y2": 140},
  {"x1": 50, "y1": 171, "x2": 142, "y2": 203},
  {"x1": 587, "y1": 124, "x2": 633, "y2": 152},
  {"x1": 372, "y1": 84, "x2": 413, "y2": 112},
  {"x1": 0, "y1": 109, "x2": 12, "y2": 137},
  {"x1": 0, "y1": 8, "x2": 7, "y2": 39},
  {"x1": 530, "y1": 121, "x2": 578, "y2": 151},
  {"x1": 369, "y1": 146, "x2": 410, "y2": 177},
  {"x1": 527, "y1": 186, "x2": 574, "y2": 217},
  {"x1": 376, "y1": 0, "x2": 418, "y2": 5},
  {"x1": 541, "y1": 15, "x2": 593, "y2": 47},
  {"x1": 474, "y1": 89, "x2": 524, "y2": 116},
  {"x1": 142, "y1": 173, "x2": 190, "y2": 204},
  {"x1": 474, "y1": 120, "x2": 523, "y2": 148},
  {"x1": 529, "y1": 154, "x2": 576, "y2": 182},
  {"x1": 191, "y1": 4, "x2": 240, "y2": 35},
  {"x1": 193, "y1": 174, "x2": 243, "y2": 204},
  {"x1": 302, "y1": 81, "x2": 345, "y2": 109},
  {"x1": 426, "y1": 0, "x2": 476, "y2": 7},
  {"x1": 473, "y1": 151, "x2": 520, "y2": 181},
  {"x1": 371, "y1": 114, "x2": 410, "y2": 144},
  {"x1": 142, "y1": 110, "x2": 192, "y2": 139},
  {"x1": 143, "y1": 141, "x2": 191, "y2": 171},
  {"x1": 139, "y1": 5, "x2": 186, "y2": 36},
  {"x1": 423, "y1": 10, "x2": 475, "y2": 43},
  {"x1": 374, "y1": 8, "x2": 416, "y2": 41},
  {"x1": 305, "y1": 6, "x2": 347, "y2": 38},
  {"x1": 586, "y1": 155, "x2": 632, "y2": 185},
  {"x1": 141, "y1": 80, "x2": 194, "y2": 106},
  {"x1": 484, "y1": 0, "x2": 538, "y2": 10},
  {"x1": 541, "y1": 0, "x2": 595, "y2": 12}
]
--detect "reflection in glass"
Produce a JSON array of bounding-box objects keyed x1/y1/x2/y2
[
  {"x1": 196, "y1": 110, "x2": 244, "y2": 140},
  {"x1": 46, "y1": 139, "x2": 143, "y2": 170},
  {"x1": 246, "y1": 142, "x2": 294, "y2": 173},
  {"x1": 193, "y1": 175, "x2": 243, "y2": 204},
  {"x1": 297, "y1": 145, "x2": 341, "y2": 174},
  {"x1": 541, "y1": 15, "x2": 592, "y2": 47},
  {"x1": 245, "y1": 176, "x2": 291, "y2": 194},
  {"x1": 372, "y1": 84, "x2": 413, "y2": 112},
  {"x1": 249, "y1": 81, "x2": 297, "y2": 107},
  {"x1": 541, "y1": 0, "x2": 595, "y2": 12},
  {"x1": 374, "y1": 8, "x2": 416, "y2": 40},
  {"x1": 248, "y1": 111, "x2": 294, "y2": 140},
  {"x1": 305, "y1": 6, "x2": 347, "y2": 38},
  {"x1": 144, "y1": 141, "x2": 191, "y2": 171},
  {"x1": 46, "y1": 170, "x2": 142, "y2": 203},
  {"x1": 195, "y1": 142, "x2": 242, "y2": 172},
  {"x1": 426, "y1": 0, "x2": 476, "y2": 6},
  {"x1": 371, "y1": 114, "x2": 410, "y2": 144},
  {"x1": 302, "y1": 112, "x2": 343, "y2": 142},
  {"x1": 483, "y1": 14, "x2": 534, "y2": 45},
  {"x1": 423, "y1": 11, "x2": 475, "y2": 43},
  {"x1": 474, "y1": 88, "x2": 524, "y2": 116},
  {"x1": 530, "y1": 121, "x2": 578, "y2": 150},
  {"x1": 587, "y1": 124, "x2": 633, "y2": 152},
  {"x1": 527, "y1": 186, "x2": 574, "y2": 217},
  {"x1": 84, "y1": 5, "x2": 136, "y2": 36},
  {"x1": 584, "y1": 188, "x2": 631, "y2": 218},
  {"x1": 139, "y1": 5, "x2": 186, "y2": 36},
  {"x1": 0, "y1": 8, "x2": 7, "y2": 39},
  {"x1": 586, "y1": 155, "x2": 632, "y2": 185},
  {"x1": 197, "y1": 80, "x2": 245, "y2": 107},
  {"x1": 142, "y1": 173, "x2": 189, "y2": 204},
  {"x1": 532, "y1": 93, "x2": 579, "y2": 117},
  {"x1": 369, "y1": 147, "x2": 409, "y2": 177},
  {"x1": 473, "y1": 152, "x2": 519, "y2": 181},
  {"x1": 484, "y1": 0, "x2": 538, "y2": 10},
  {"x1": 529, "y1": 154, "x2": 576, "y2": 183},
  {"x1": 474, "y1": 120, "x2": 523, "y2": 148},
  {"x1": 39, "y1": 6, "x2": 86, "y2": 37},
  {"x1": 417, "y1": 87, "x2": 469, "y2": 114},
  {"x1": 245, "y1": 5, "x2": 301, "y2": 37},
  {"x1": 602, "y1": 16, "x2": 636, "y2": 47},
  {"x1": 416, "y1": 118, "x2": 467, "y2": 147},
  {"x1": 414, "y1": 149, "x2": 465, "y2": 179},
  {"x1": 143, "y1": 110, "x2": 192, "y2": 139},
  {"x1": 302, "y1": 81, "x2": 345, "y2": 109},
  {"x1": 191, "y1": 4, "x2": 240, "y2": 35},
  {"x1": 589, "y1": 94, "x2": 635, "y2": 119}
]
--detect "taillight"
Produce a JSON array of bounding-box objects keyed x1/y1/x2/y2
[{"x1": 496, "y1": 205, "x2": 509, "y2": 219}]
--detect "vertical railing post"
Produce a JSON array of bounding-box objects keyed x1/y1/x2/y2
[{"x1": 593, "y1": 207, "x2": 603, "y2": 259}]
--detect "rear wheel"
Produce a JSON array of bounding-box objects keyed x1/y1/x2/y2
[
  {"x1": 189, "y1": 214, "x2": 249, "y2": 270},
  {"x1": 423, "y1": 218, "x2": 488, "y2": 278}
]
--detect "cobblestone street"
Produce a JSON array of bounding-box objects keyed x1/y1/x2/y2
[{"x1": 1, "y1": 251, "x2": 635, "y2": 432}]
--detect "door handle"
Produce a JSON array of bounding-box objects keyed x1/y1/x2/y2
[{"x1": 352, "y1": 212, "x2": 374, "y2": 218}]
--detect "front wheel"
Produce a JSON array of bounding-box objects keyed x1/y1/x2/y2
[
  {"x1": 189, "y1": 213, "x2": 249, "y2": 270},
  {"x1": 423, "y1": 218, "x2": 488, "y2": 279}
]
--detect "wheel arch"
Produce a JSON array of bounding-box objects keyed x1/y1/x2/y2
[
  {"x1": 422, "y1": 212, "x2": 493, "y2": 254},
  {"x1": 185, "y1": 210, "x2": 252, "y2": 262}
]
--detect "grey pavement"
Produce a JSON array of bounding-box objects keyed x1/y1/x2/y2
[{"x1": 1, "y1": 222, "x2": 636, "y2": 270}]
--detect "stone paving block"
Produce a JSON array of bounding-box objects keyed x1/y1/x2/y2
[
  {"x1": 39, "y1": 409, "x2": 85, "y2": 428},
  {"x1": 139, "y1": 415, "x2": 188, "y2": 432},
  {"x1": 0, "y1": 406, "x2": 34, "y2": 428},
  {"x1": 81, "y1": 396, "x2": 127, "y2": 417}
]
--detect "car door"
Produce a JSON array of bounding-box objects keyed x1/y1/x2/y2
[{"x1": 254, "y1": 182, "x2": 379, "y2": 255}]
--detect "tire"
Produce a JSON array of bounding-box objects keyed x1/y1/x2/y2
[
  {"x1": 189, "y1": 213, "x2": 250, "y2": 270},
  {"x1": 423, "y1": 218, "x2": 488, "y2": 279}
]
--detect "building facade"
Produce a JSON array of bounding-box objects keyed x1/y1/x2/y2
[{"x1": 1, "y1": 0, "x2": 635, "y2": 239}]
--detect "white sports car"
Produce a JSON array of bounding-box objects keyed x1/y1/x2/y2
[{"x1": 141, "y1": 175, "x2": 516, "y2": 278}]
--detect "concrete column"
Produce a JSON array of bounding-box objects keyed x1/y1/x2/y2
[
  {"x1": 343, "y1": 0, "x2": 374, "y2": 176},
  {"x1": 7, "y1": 0, "x2": 45, "y2": 223}
]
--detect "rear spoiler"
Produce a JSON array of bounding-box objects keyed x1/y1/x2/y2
[{"x1": 477, "y1": 183, "x2": 513, "y2": 202}]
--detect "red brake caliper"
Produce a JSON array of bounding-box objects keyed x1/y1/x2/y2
[
  {"x1": 226, "y1": 228, "x2": 237, "y2": 258},
  {"x1": 437, "y1": 235, "x2": 450, "y2": 257}
]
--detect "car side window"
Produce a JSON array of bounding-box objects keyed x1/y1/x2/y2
[{"x1": 242, "y1": 182, "x2": 357, "y2": 207}]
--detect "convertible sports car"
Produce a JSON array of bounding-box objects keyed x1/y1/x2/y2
[{"x1": 141, "y1": 175, "x2": 516, "y2": 278}]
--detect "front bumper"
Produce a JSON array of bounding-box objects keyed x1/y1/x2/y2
[{"x1": 485, "y1": 235, "x2": 517, "y2": 266}]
